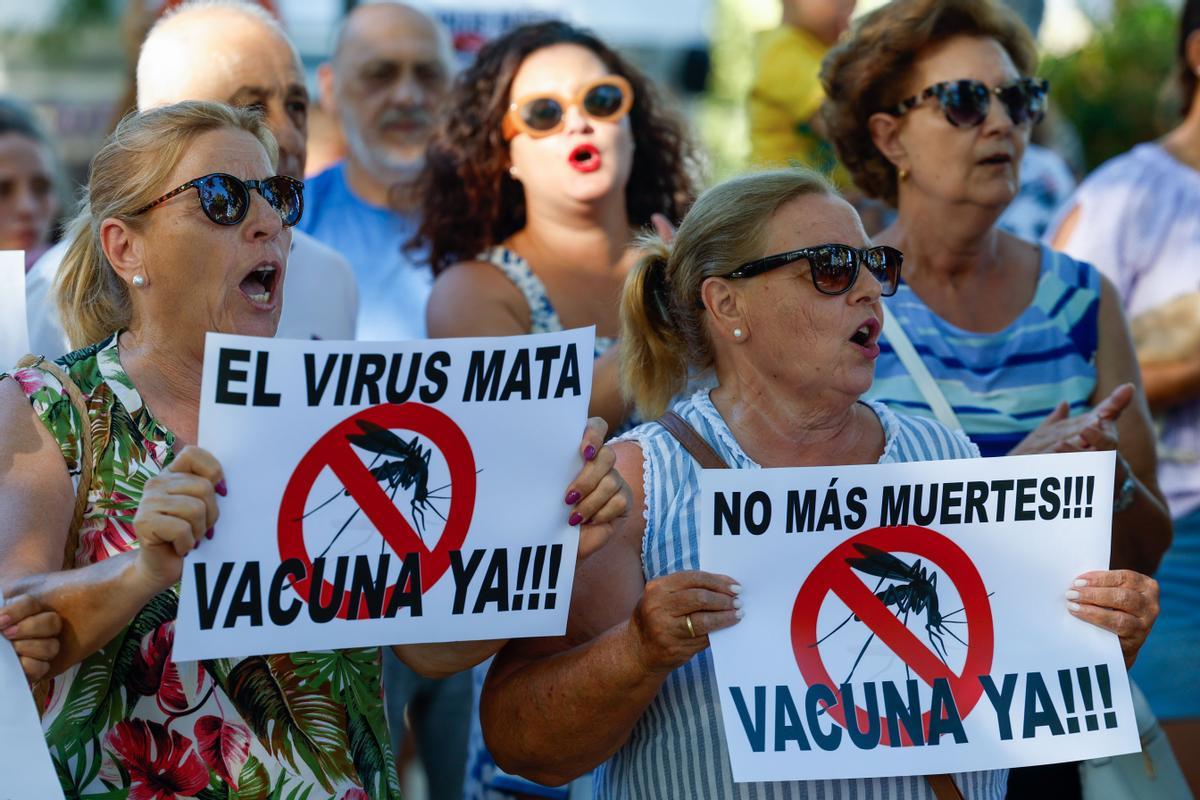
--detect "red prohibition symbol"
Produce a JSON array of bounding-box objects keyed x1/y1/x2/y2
[
  {"x1": 791, "y1": 525, "x2": 994, "y2": 745},
  {"x1": 277, "y1": 403, "x2": 476, "y2": 619}
]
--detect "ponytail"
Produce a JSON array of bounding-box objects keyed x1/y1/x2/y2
[
  {"x1": 56, "y1": 203, "x2": 131, "y2": 349},
  {"x1": 618, "y1": 168, "x2": 835, "y2": 420},
  {"x1": 620, "y1": 235, "x2": 689, "y2": 419}
]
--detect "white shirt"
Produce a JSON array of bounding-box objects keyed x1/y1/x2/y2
[{"x1": 24, "y1": 229, "x2": 358, "y2": 358}]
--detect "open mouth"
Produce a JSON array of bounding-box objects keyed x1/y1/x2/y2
[
  {"x1": 239, "y1": 262, "x2": 280, "y2": 309},
  {"x1": 849, "y1": 317, "x2": 880, "y2": 350},
  {"x1": 568, "y1": 143, "x2": 602, "y2": 173},
  {"x1": 978, "y1": 153, "x2": 1013, "y2": 166}
]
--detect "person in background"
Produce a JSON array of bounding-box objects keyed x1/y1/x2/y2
[
  {"x1": 821, "y1": 1, "x2": 1173, "y2": 794},
  {"x1": 24, "y1": 0, "x2": 358, "y2": 358},
  {"x1": 747, "y1": 0, "x2": 855, "y2": 177},
  {"x1": 0, "y1": 97, "x2": 61, "y2": 271},
  {"x1": 1048, "y1": 0, "x2": 1200, "y2": 788},
  {"x1": 303, "y1": 2, "x2": 453, "y2": 342},
  {"x1": 996, "y1": 141, "x2": 1076, "y2": 241},
  {"x1": 417, "y1": 20, "x2": 694, "y2": 435},
  {"x1": 478, "y1": 167, "x2": 1159, "y2": 800},
  {"x1": 306, "y1": 8, "x2": 470, "y2": 798},
  {"x1": 414, "y1": 20, "x2": 695, "y2": 798}
]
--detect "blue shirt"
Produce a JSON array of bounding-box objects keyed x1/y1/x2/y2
[
  {"x1": 299, "y1": 162, "x2": 433, "y2": 341},
  {"x1": 865, "y1": 247, "x2": 1101, "y2": 458}
]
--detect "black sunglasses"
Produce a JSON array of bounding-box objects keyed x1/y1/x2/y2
[
  {"x1": 726, "y1": 244, "x2": 903, "y2": 297},
  {"x1": 894, "y1": 77, "x2": 1048, "y2": 128},
  {"x1": 132, "y1": 173, "x2": 304, "y2": 227}
]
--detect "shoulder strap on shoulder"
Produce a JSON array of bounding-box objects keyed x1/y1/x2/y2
[
  {"x1": 880, "y1": 300, "x2": 964, "y2": 432},
  {"x1": 16, "y1": 354, "x2": 91, "y2": 570},
  {"x1": 925, "y1": 773, "x2": 965, "y2": 800},
  {"x1": 656, "y1": 411, "x2": 729, "y2": 469}
]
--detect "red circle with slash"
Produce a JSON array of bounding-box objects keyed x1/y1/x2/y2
[
  {"x1": 791, "y1": 525, "x2": 994, "y2": 745},
  {"x1": 278, "y1": 403, "x2": 476, "y2": 619}
]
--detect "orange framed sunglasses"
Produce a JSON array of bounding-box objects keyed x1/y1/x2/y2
[{"x1": 502, "y1": 75, "x2": 634, "y2": 140}]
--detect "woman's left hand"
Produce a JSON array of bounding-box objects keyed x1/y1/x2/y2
[
  {"x1": 0, "y1": 594, "x2": 62, "y2": 682},
  {"x1": 1067, "y1": 569, "x2": 1159, "y2": 668},
  {"x1": 564, "y1": 417, "x2": 630, "y2": 559}
]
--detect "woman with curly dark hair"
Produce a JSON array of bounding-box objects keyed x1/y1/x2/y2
[{"x1": 415, "y1": 20, "x2": 695, "y2": 435}]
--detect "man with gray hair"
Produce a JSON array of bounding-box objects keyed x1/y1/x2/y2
[
  {"x1": 25, "y1": 0, "x2": 358, "y2": 356},
  {"x1": 301, "y1": 1, "x2": 455, "y2": 341}
]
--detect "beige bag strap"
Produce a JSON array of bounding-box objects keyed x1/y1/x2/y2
[
  {"x1": 657, "y1": 409, "x2": 964, "y2": 800},
  {"x1": 16, "y1": 354, "x2": 92, "y2": 571}
]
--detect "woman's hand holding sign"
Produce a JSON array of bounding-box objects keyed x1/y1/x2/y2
[
  {"x1": 1068, "y1": 569, "x2": 1160, "y2": 669},
  {"x1": 629, "y1": 571, "x2": 743, "y2": 674},
  {"x1": 0, "y1": 594, "x2": 62, "y2": 681},
  {"x1": 133, "y1": 446, "x2": 224, "y2": 593},
  {"x1": 567, "y1": 417, "x2": 631, "y2": 560}
]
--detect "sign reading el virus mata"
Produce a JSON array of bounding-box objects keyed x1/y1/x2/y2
[{"x1": 175, "y1": 328, "x2": 593, "y2": 660}]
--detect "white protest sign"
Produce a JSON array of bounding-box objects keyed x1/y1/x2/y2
[
  {"x1": 1, "y1": 251, "x2": 30, "y2": 367},
  {"x1": 0, "y1": 639, "x2": 65, "y2": 799},
  {"x1": 175, "y1": 328, "x2": 594, "y2": 660},
  {"x1": 699, "y1": 451, "x2": 1139, "y2": 782}
]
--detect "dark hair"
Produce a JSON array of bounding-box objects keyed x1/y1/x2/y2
[
  {"x1": 0, "y1": 96, "x2": 52, "y2": 146},
  {"x1": 820, "y1": 0, "x2": 1037, "y2": 206},
  {"x1": 413, "y1": 20, "x2": 696, "y2": 275},
  {"x1": 1180, "y1": 0, "x2": 1200, "y2": 116}
]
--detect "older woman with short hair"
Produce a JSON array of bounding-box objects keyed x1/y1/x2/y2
[
  {"x1": 0, "y1": 100, "x2": 625, "y2": 799},
  {"x1": 477, "y1": 169, "x2": 1158, "y2": 800},
  {"x1": 819, "y1": 0, "x2": 1171, "y2": 577}
]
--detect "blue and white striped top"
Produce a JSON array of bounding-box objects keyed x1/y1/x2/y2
[
  {"x1": 601, "y1": 389, "x2": 1004, "y2": 800},
  {"x1": 864, "y1": 247, "x2": 1101, "y2": 458}
]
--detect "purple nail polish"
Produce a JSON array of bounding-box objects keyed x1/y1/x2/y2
[
  {"x1": 569, "y1": 512, "x2": 583, "y2": 526},
  {"x1": 584, "y1": 445, "x2": 597, "y2": 461},
  {"x1": 215, "y1": 480, "x2": 228, "y2": 497},
  {"x1": 205, "y1": 527, "x2": 214, "y2": 540},
  {"x1": 565, "y1": 489, "x2": 581, "y2": 505}
]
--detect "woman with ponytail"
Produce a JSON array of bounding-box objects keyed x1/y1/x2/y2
[
  {"x1": 0, "y1": 100, "x2": 627, "y2": 799},
  {"x1": 478, "y1": 169, "x2": 1160, "y2": 800}
]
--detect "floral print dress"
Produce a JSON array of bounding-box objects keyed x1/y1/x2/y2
[{"x1": 3, "y1": 335, "x2": 400, "y2": 800}]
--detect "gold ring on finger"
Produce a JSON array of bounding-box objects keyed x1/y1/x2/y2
[{"x1": 685, "y1": 614, "x2": 696, "y2": 638}]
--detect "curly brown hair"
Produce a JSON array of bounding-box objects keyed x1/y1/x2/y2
[
  {"x1": 819, "y1": 0, "x2": 1038, "y2": 207},
  {"x1": 412, "y1": 20, "x2": 696, "y2": 275}
]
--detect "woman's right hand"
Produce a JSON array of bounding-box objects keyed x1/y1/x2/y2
[
  {"x1": 1011, "y1": 383, "x2": 1133, "y2": 456},
  {"x1": 133, "y1": 446, "x2": 224, "y2": 591},
  {"x1": 629, "y1": 570, "x2": 742, "y2": 674}
]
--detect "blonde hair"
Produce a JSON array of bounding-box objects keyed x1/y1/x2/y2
[
  {"x1": 620, "y1": 168, "x2": 833, "y2": 418},
  {"x1": 57, "y1": 100, "x2": 277, "y2": 348}
]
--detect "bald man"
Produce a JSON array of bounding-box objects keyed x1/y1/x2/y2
[
  {"x1": 300, "y1": 2, "x2": 454, "y2": 341},
  {"x1": 26, "y1": 0, "x2": 358, "y2": 357}
]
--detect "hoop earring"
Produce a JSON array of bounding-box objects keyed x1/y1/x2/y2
[{"x1": 132, "y1": 274, "x2": 146, "y2": 288}]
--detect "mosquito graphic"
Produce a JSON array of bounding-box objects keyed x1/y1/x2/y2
[
  {"x1": 299, "y1": 420, "x2": 454, "y2": 560},
  {"x1": 811, "y1": 543, "x2": 993, "y2": 685}
]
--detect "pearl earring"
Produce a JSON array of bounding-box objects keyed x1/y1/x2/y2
[
  {"x1": 132, "y1": 275, "x2": 146, "y2": 288},
  {"x1": 733, "y1": 328, "x2": 743, "y2": 338}
]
